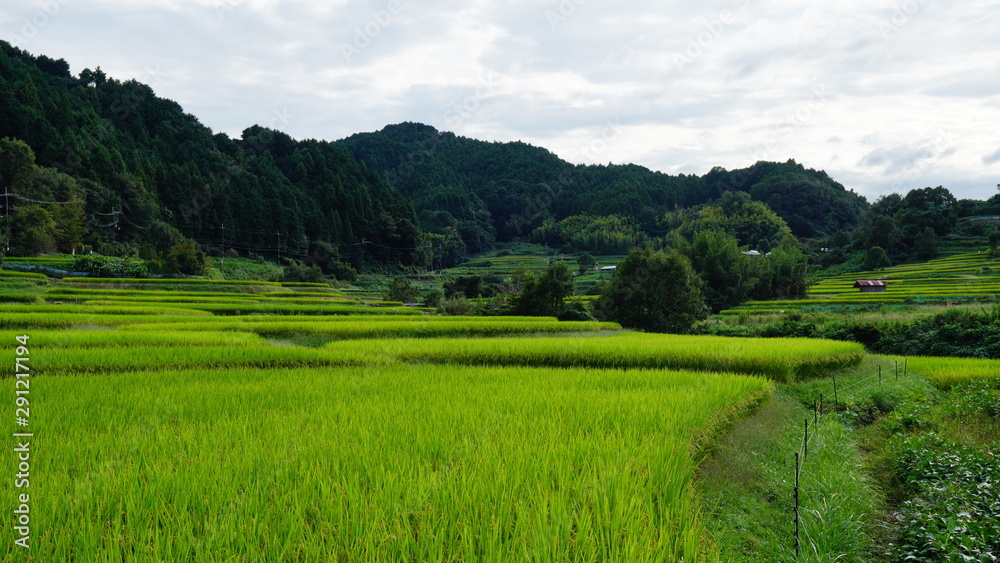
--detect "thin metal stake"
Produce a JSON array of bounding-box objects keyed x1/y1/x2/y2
[
  {"x1": 794, "y1": 452, "x2": 801, "y2": 556},
  {"x1": 804, "y1": 419, "x2": 809, "y2": 460}
]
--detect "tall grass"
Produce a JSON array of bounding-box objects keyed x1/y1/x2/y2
[
  {"x1": 0, "y1": 304, "x2": 213, "y2": 316},
  {"x1": 63, "y1": 277, "x2": 280, "y2": 285},
  {"x1": 125, "y1": 319, "x2": 619, "y2": 339},
  {"x1": 36, "y1": 344, "x2": 357, "y2": 374},
  {"x1": 0, "y1": 270, "x2": 48, "y2": 280},
  {"x1": 0, "y1": 312, "x2": 213, "y2": 329},
  {"x1": 329, "y1": 333, "x2": 866, "y2": 382},
  {"x1": 27, "y1": 330, "x2": 266, "y2": 348},
  {"x1": 4, "y1": 364, "x2": 771, "y2": 560},
  {"x1": 901, "y1": 356, "x2": 1000, "y2": 389}
]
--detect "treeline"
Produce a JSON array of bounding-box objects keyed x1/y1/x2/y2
[
  {"x1": 339, "y1": 123, "x2": 870, "y2": 265},
  {"x1": 807, "y1": 185, "x2": 1000, "y2": 272},
  {"x1": 6, "y1": 39, "x2": 998, "y2": 280},
  {"x1": 703, "y1": 308, "x2": 1000, "y2": 359},
  {"x1": 0, "y1": 41, "x2": 422, "y2": 273}
]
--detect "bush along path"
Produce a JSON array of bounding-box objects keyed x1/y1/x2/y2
[
  {"x1": 856, "y1": 374, "x2": 1000, "y2": 562},
  {"x1": 696, "y1": 355, "x2": 1000, "y2": 562},
  {"x1": 775, "y1": 356, "x2": 1000, "y2": 561},
  {"x1": 695, "y1": 380, "x2": 883, "y2": 561}
]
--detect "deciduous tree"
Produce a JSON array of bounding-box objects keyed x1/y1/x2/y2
[{"x1": 597, "y1": 247, "x2": 708, "y2": 333}]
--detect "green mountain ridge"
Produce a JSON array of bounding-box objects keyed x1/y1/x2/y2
[
  {"x1": 339, "y1": 122, "x2": 870, "y2": 251},
  {"x1": 1, "y1": 40, "x2": 871, "y2": 271}
]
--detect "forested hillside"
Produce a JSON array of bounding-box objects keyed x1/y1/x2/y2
[
  {"x1": 0, "y1": 40, "x2": 422, "y2": 271},
  {"x1": 1, "y1": 40, "x2": 875, "y2": 273},
  {"x1": 340, "y1": 123, "x2": 870, "y2": 259}
]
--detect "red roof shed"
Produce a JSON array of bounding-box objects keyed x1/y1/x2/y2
[{"x1": 853, "y1": 280, "x2": 888, "y2": 292}]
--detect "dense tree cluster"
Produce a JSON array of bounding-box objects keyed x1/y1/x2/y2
[
  {"x1": 596, "y1": 247, "x2": 709, "y2": 333},
  {"x1": 531, "y1": 214, "x2": 646, "y2": 254},
  {"x1": 812, "y1": 185, "x2": 1000, "y2": 270},
  {"x1": 10, "y1": 39, "x2": 1000, "y2": 290},
  {"x1": 0, "y1": 41, "x2": 421, "y2": 272},
  {"x1": 340, "y1": 124, "x2": 869, "y2": 260}
]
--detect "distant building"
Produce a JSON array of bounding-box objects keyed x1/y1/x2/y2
[
  {"x1": 600, "y1": 265, "x2": 617, "y2": 272},
  {"x1": 853, "y1": 280, "x2": 888, "y2": 293}
]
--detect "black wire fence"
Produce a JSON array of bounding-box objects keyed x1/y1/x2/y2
[{"x1": 791, "y1": 360, "x2": 909, "y2": 557}]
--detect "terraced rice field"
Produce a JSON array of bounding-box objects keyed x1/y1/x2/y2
[
  {"x1": 1, "y1": 273, "x2": 869, "y2": 560},
  {"x1": 901, "y1": 356, "x2": 1000, "y2": 389},
  {"x1": 724, "y1": 251, "x2": 1000, "y2": 314},
  {"x1": 331, "y1": 333, "x2": 865, "y2": 382}
]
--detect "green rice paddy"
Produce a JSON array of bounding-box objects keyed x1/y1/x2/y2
[{"x1": 3, "y1": 259, "x2": 993, "y2": 560}]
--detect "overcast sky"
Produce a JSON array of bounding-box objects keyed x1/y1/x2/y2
[{"x1": 3, "y1": 0, "x2": 1000, "y2": 201}]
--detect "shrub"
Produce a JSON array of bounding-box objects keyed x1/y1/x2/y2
[
  {"x1": 443, "y1": 294, "x2": 471, "y2": 316},
  {"x1": 597, "y1": 247, "x2": 708, "y2": 333},
  {"x1": 423, "y1": 288, "x2": 444, "y2": 309},
  {"x1": 280, "y1": 261, "x2": 324, "y2": 284},
  {"x1": 384, "y1": 276, "x2": 420, "y2": 303},
  {"x1": 72, "y1": 255, "x2": 149, "y2": 278},
  {"x1": 165, "y1": 240, "x2": 208, "y2": 276}
]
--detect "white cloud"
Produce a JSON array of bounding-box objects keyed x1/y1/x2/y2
[{"x1": 2, "y1": 0, "x2": 999, "y2": 201}]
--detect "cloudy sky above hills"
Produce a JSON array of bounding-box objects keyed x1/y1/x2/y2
[{"x1": 3, "y1": 0, "x2": 999, "y2": 201}]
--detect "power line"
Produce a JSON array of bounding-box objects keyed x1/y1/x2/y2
[
  {"x1": 119, "y1": 215, "x2": 150, "y2": 230},
  {"x1": 0, "y1": 191, "x2": 77, "y2": 205},
  {"x1": 352, "y1": 239, "x2": 434, "y2": 251}
]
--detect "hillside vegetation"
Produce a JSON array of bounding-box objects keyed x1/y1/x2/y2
[{"x1": 2, "y1": 40, "x2": 873, "y2": 276}]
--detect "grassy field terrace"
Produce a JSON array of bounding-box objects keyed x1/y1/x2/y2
[
  {"x1": 724, "y1": 251, "x2": 1000, "y2": 315},
  {"x1": 2, "y1": 264, "x2": 998, "y2": 560}
]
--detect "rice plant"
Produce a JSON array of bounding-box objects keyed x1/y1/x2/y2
[
  {"x1": 328, "y1": 332, "x2": 865, "y2": 382},
  {"x1": 3, "y1": 364, "x2": 771, "y2": 561}
]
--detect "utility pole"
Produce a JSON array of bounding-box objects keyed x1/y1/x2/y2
[
  {"x1": 276, "y1": 230, "x2": 281, "y2": 264},
  {"x1": 220, "y1": 223, "x2": 225, "y2": 267}
]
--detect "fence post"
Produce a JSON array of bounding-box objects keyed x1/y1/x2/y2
[
  {"x1": 895, "y1": 360, "x2": 899, "y2": 380},
  {"x1": 819, "y1": 393, "x2": 824, "y2": 416},
  {"x1": 804, "y1": 418, "x2": 809, "y2": 460},
  {"x1": 833, "y1": 373, "x2": 839, "y2": 405},
  {"x1": 879, "y1": 365, "x2": 882, "y2": 385},
  {"x1": 794, "y1": 452, "x2": 801, "y2": 556},
  {"x1": 904, "y1": 358, "x2": 908, "y2": 376}
]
